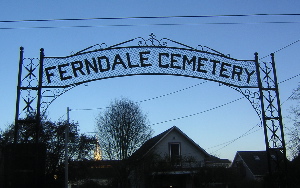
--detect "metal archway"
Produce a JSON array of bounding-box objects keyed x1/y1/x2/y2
[{"x1": 14, "y1": 34, "x2": 287, "y2": 186}]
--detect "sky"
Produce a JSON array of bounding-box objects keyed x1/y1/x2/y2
[{"x1": 0, "y1": 1, "x2": 300, "y2": 161}]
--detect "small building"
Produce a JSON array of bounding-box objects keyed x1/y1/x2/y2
[
  {"x1": 231, "y1": 151, "x2": 271, "y2": 181},
  {"x1": 129, "y1": 126, "x2": 231, "y2": 188}
]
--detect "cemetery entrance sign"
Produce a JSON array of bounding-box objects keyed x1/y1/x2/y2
[
  {"x1": 14, "y1": 34, "x2": 286, "y2": 184},
  {"x1": 43, "y1": 46, "x2": 257, "y2": 88}
]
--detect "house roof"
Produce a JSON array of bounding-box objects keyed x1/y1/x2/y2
[
  {"x1": 130, "y1": 126, "x2": 210, "y2": 160},
  {"x1": 235, "y1": 150, "x2": 286, "y2": 176},
  {"x1": 205, "y1": 155, "x2": 231, "y2": 165},
  {"x1": 233, "y1": 151, "x2": 271, "y2": 176}
]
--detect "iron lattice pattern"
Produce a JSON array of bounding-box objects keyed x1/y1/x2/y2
[
  {"x1": 230, "y1": 86, "x2": 262, "y2": 120},
  {"x1": 17, "y1": 57, "x2": 40, "y2": 118},
  {"x1": 260, "y1": 58, "x2": 286, "y2": 178}
]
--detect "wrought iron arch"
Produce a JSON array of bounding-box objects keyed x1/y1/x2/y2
[{"x1": 14, "y1": 34, "x2": 287, "y2": 186}]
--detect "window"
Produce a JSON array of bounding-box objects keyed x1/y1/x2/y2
[{"x1": 169, "y1": 143, "x2": 181, "y2": 166}]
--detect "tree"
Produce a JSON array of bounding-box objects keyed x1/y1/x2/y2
[
  {"x1": 287, "y1": 84, "x2": 300, "y2": 159},
  {"x1": 0, "y1": 115, "x2": 97, "y2": 186},
  {"x1": 96, "y1": 98, "x2": 153, "y2": 160},
  {"x1": 96, "y1": 98, "x2": 153, "y2": 188}
]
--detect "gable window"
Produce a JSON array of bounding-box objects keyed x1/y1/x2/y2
[{"x1": 169, "y1": 143, "x2": 181, "y2": 166}]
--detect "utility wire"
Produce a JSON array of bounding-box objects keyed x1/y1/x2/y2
[
  {"x1": 207, "y1": 72, "x2": 300, "y2": 153},
  {"x1": 207, "y1": 124, "x2": 259, "y2": 150},
  {"x1": 210, "y1": 127, "x2": 262, "y2": 154},
  {"x1": 55, "y1": 46, "x2": 300, "y2": 126},
  {"x1": 279, "y1": 73, "x2": 300, "y2": 84},
  {"x1": 281, "y1": 86, "x2": 300, "y2": 106},
  {"x1": 1, "y1": 13, "x2": 300, "y2": 23},
  {"x1": 54, "y1": 36, "x2": 299, "y2": 147},
  {"x1": 1, "y1": 21, "x2": 300, "y2": 30},
  {"x1": 138, "y1": 37, "x2": 300, "y2": 105},
  {"x1": 152, "y1": 97, "x2": 243, "y2": 125},
  {"x1": 259, "y1": 39, "x2": 300, "y2": 60},
  {"x1": 69, "y1": 108, "x2": 104, "y2": 111},
  {"x1": 138, "y1": 81, "x2": 208, "y2": 103}
]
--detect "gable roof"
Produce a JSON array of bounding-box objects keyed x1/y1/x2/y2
[
  {"x1": 234, "y1": 150, "x2": 286, "y2": 177},
  {"x1": 233, "y1": 151, "x2": 269, "y2": 176},
  {"x1": 205, "y1": 155, "x2": 231, "y2": 165},
  {"x1": 130, "y1": 126, "x2": 210, "y2": 160}
]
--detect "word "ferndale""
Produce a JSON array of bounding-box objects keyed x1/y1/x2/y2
[{"x1": 43, "y1": 48, "x2": 257, "y2": 87}]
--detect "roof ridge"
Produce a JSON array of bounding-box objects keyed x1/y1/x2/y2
[
  {"x1": 129, "y1": 126, "x2": 176, "y2": 160},
  {"x1": 130, "y1": 126, "x2": 213, "y2": 160},
  {"x1": 172, "y1": 126, "x2": 210, "y2": 157}
]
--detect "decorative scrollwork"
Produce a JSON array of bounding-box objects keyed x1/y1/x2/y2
[
  {"x1": 16, "y1": 57, "x2": 40, "y2": 119},
  {"x1": 228, "y1": 86, "x2": 262, "y2": 122},
  {"x1": 92, "y1": 33, "x2": 197, "y2": 49},
  {"x1": 72, "y1": 43, "x2": 108, "y2": 55},
  {"x1": 21, "y1": 89, "x2": 37, "y2": 115},
  {"x1": 260, "y1": 61, "x2": 276, "y2": 89},
  {"x1": 40, "y1": 86, "x2": 77, "y2": 115},
  {"x1": 72, "y1": 33, "x2": 238, "y2": 56},
  {"x1": 196, "y1": 45, "x2": 230, "y2": 57},
  {"x1": 21, "y1": 58, "x2": 39, "y2": 88}
]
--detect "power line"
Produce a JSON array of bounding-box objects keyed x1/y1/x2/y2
[
  {"x1": 149, "y1": 72, "x2": 299, "y2": 150},
  {"x1": 54, "y1": 37, "x2": 300, "y2": 140},
  {"x1": 259, "y1": 39, "x2": 300, "y2": 60},
  {"x1": 210, "y1": 127, "x2": 262, "y2": 154},
  {"x1": 1, "y1": 13, "x2": 299, "y2": 23},
  {"x1": 137, "y1": 37, "x2": 300, "y2": 105},
  {"x1": 281, "y1": 86, "x2": 300, "y2": 106},
  {"x1": 1, "y1": 21, "x2": 299, "y2": 30},
  {"x1": 138, "y1": 81, "x2": 208, "y2": 103},
  {"x1": 279, "y1": 73, "x2": 300, "y2": 84},
  {"x1": 69, "y1": 108, "x2": 104, "y2": 111},
  {"x1": 146, "y1": 69, "x2": 299, "y2": 125},
  {"x1": 206, "y1": 72, "x2": 300, "y2": 153},
  {"x1": 152, "y1": 97, "x2": 243, "y2": 125},
  {"x1": 56, "y1": 70, "x2": 299, "y2": 126},
  {"x1": 206, "y1": 124, "x2": 259, "y2": 150}
]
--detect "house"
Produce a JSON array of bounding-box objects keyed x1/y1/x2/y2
[
  {"x1": 67, "y1": 126, "x2": 232, "y2": 188},
  {"x1": 129, "y1": 126, "x2": 231, "y2": 188},
  {"x1": 231, "y1": 151, "x2": 284, "y2": 181}
]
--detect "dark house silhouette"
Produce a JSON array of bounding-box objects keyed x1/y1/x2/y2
[
  {"x1": 129, "y1": 126, "x2": 231, "y2": 188},
  {"x1": 231, "y1": 150, "x2": 286, "y2": 181}
]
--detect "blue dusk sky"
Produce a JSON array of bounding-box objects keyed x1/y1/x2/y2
[{"x1": 0, "y1": 1, "x2": 299, "y2": 160}]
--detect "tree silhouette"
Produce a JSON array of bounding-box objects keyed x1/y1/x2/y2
[
  {"x1": 287, "y1": 84, "x2": 300, "y2": 159},
  {"x1": 0, "y1": 116, "x2": 97, "y2": 186},
  {"x1": 96, "y1": 98, "x2": 153, "y2": 187},
  {"x1": 96, "y1": 98, "x2": 153, "y2": 160}
]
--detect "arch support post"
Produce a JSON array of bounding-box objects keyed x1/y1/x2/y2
[
  {"x1": 256, "y1": 53, "x2": 287, "y2": 187},
  {"x1": 14, "y1": 48, "x2": 42, "y2": 143},
  {"x1": 12, "y1": 47, "x2": 45, "y2": 188}
]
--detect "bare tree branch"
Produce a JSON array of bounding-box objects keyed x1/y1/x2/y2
[{"x1": 96, "y1": 98, "x2": 153, "y2": 160}]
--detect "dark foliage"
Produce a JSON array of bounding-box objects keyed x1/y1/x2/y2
[{"x1": 0, "y1": 116, "x2": 97, "y2": 186}]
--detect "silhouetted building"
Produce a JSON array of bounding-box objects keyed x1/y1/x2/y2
[
  {"x1": 231, "y1": 151, "x2": 285, "y2": 181},
  {"x1": 129, "y1": 126, "x2": 231, "y2": 188}
]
